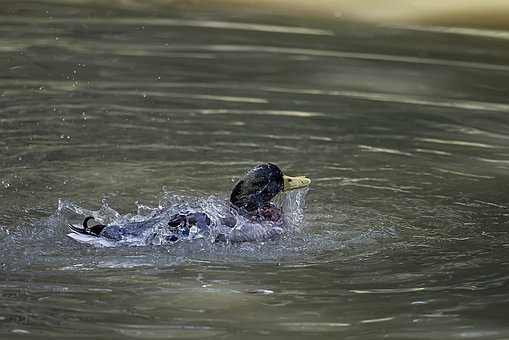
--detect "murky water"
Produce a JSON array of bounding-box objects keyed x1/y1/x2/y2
[{"x1": 1, "y1": 1, "x2": 509, "y2": 339}]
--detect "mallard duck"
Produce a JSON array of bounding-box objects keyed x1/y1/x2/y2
[{"x1": 67, "y1": 163, "x2": 310, "y2": 246}]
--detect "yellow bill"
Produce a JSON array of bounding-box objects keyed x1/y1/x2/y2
[{"x1": 283, "y1": 175, "x2": 311, "y2": 192}]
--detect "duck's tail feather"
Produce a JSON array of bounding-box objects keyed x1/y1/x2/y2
[
  {"x1": 68, "y1": 223, "x2": 88, "y2": 234},
  {"x1": 67, "y1": 216, "x2": 107, "y2": 237}
]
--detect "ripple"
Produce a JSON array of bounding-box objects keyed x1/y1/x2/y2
[
  {"x1": 350, "y1": 287, "x2": 427, "y2": 294},
  {"x1": 415, "y1": 137, "x2": 500, "y2": 149},
  {"x1": 113, "y1": 324, "x2": 224, "y2": 339},
  {"x1": 314, "y1": 177, "x2": 388, "y2": 183},
  {"x1": 79, "y1": 88, "x2": 269, "y2": 103},
  {"x1": 360, "y1": 317, "x2": 395, "y2": 324},
  {"x1": 434, "y1": 168, "x2": 494, "y2": 179},
  {"x1": 186, "y1": 44, "x2": 509, "y2": 72},
  {"x1": 414, "y1": 148, "x2": 452, "y2": 156},
  {"x1": 343, "y1": 183, "x2": 412, "y2": 193},
  {"x1": 476, "y1": 157, "x2": 509, "y2": 165},
  {"x1": 5, "y1": 80, "x2": 509, "y2": 114},
  {"x1": 198, "y1": 109, "x2": 324, "y2": 118},
  {"x1": 394, "y1": 24, "x2": 509, "y2": 40},
  {"x1": 20, "y1": 39, "x2": 507, "y2": 73},
  {"x1": 473, "y1": 200, "x2": 507, "y2": 208},
  {"x1": 280, "y1": 322, "x2": 351, "y2": 331},
  {"x1": 261, "y1": 86, "x2": 509, "y2": 113},
  {"x1": 359, "y1": 145, "x2": 413, "y2": 156},
  {"x1": 0, "y1": 16, "x2": 334, "y2": 36}
]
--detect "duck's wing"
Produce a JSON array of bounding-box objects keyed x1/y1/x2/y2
[
  {"x1": 68, "y1": 223, "x2": 88, "y2": 235},
  {"x1": 228, "y1": 222, "x2": 284, "y2": 242}
]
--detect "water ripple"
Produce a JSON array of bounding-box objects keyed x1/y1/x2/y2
[
  {"x1": 185, "y1": 44, "x2": 509, "y2": 72},
  {"x1": 4, "y1": 80, "x2": 509, "y2": 114},
  {"x1": 261, "y1": 86, "x2": 509, "y2": 113},
  {"x1": 415, "y1": 137, "x2": 501, "y2": 149},
  {"x1": 198, "y1": 109, "x2": 324, "y2": 118},
  {"x1": 434, "y1": 168, "x2": 494, "y2": 179},
  {"x1": 0, "y1": 16, "x2": 335, "y2": 36},
  {"x1": 393, "y1": 24, "x2": 509, "y2": 40},
  {"x1": 359, "y1": 145, "x2": 413, "y2": 156},
  {"x1": 414, "y1": 148, "x2": 452, "y2": 156},
  {"x1": 476, "y1": 157, "x2": 509, "y2": 165}
]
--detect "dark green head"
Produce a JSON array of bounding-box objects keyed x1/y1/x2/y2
[{"x1": 229, "y1": 163, "x2": 311, "y2": 212}]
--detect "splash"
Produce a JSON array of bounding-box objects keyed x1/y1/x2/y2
[
  {"x1": 282, "y1": 187, "x2": 309, "y2": 230},
  {"x1": 59, "y1": 188, "x2": 309, "y2": 248}
]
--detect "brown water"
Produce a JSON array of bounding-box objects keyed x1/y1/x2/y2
[{"x1": 1, "y1": 2, "x2": 509, "y2": 339}]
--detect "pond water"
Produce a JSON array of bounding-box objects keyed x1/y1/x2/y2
[{"x1": 1, "y1": 1, "x2": 509, "y2": 339}]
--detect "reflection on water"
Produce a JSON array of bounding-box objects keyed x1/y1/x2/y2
[{"x1": 1, "y1": 1, "x2": 509, "y2": 339}]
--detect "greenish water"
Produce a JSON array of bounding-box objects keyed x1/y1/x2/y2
[{"x1": 1, "y1": 2, "x2": 509, "y2": 339}]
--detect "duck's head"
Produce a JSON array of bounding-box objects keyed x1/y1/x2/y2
[{"x1": 230, "y1": 163, "x2": 311, "y2": 212}]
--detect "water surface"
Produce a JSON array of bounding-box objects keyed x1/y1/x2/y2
[{"x1": 1, "y1": 1, "x2": 509, "y2": 339}]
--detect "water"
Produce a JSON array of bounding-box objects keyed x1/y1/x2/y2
[{"x1": 1, "y1": 1, "x2": 509, "y2": 339}]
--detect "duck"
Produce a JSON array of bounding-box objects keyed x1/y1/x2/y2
[{"x1": 67, "y1": 163, "x2": 310, "y2": 246}]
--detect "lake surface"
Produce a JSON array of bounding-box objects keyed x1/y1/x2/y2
[{"x1": 1, "y1": 1, "x2": 509, "y2": 339}]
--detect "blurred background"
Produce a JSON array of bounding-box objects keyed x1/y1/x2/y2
[{"x1": 7, "y1": 0, "x2": 509, "y2": 28}]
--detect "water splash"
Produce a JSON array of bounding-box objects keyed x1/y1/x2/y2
[
  {"x1": 58, "y1": 188, "x2": 309, "y2": 248},
  {"x1": 275, "y1": 187, "x2": 309, "y2": 231}
]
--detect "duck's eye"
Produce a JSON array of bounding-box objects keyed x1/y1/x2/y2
[{"x1": 287, "y1": 178, "x2": 292, "y2": 182}]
